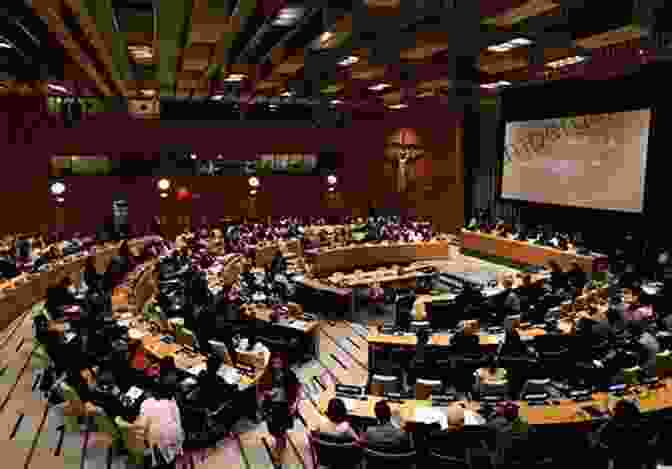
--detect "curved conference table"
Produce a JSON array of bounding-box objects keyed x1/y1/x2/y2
[
  {"x1": 461, "y1": 229, "x2": 609, "y2": 274},
  {"x1": 0, "y1": 237, "x2": 157, "y2": 331},
  {"x1": 313, "y1": 320, "x2": 672, "y2": 430},
  {"x1": 308, "y1": 239, "x2": 458, "y2": 276}
]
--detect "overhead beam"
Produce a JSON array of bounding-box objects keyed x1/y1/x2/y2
[
  {"x1": 158, "y1": 0, "x2": 193, "y2": 96},
  {"x1": 64, "y1": 0, "x2": 128, "y2": 96},
  {"x1": 30, "y1": 0, "x2": 113, "y2": 96}
]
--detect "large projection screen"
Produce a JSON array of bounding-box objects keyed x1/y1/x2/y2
[{"x1": 501, "y1": 109, "x2": 651, "y2": 213}]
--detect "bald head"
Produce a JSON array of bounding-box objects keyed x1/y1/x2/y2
[{"x1": 446, "y1": 404, "x2": 465, "y2": 429}]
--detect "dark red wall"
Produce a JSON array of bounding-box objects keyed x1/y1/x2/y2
[{"x1": 0, "y1": 96, "x2": 463, "y2": 237}]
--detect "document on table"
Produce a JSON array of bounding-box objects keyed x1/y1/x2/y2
[
  {"x1": 186, "y1": 363, "x2": 207, "y2": 376},
  {"x1": 285, "y1": 320, "x2": 309, "y2": 330},
  {"x1": 126, "y1": 386, "x2": 143, "y2": 401},
  {"x1": 218, "y1": 366, "x2": 241, "y2": 385},
  {"x1": 414, "y1": 407, "x2": 449, "y2": 429}
]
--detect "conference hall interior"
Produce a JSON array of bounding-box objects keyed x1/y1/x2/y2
[{"x1": 3, "y1": 1, "x2": 672, "y2": 468}]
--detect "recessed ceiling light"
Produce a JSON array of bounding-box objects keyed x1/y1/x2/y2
[
  {"x1": 337, "y1": 56, "x2": 359, "y2": 66},
  {"x1": 545, "y1": 56, "x2": 586, "y2": 69},
  {"x1": 47, "y1": 84, "x2": 69, "y2": 93},
  {"x1": 369, "y1": 83, "x2": 391, "y2": 91},
  {"x1": 128, "y1": 45, "x2": 153, "y2": 59},
  {"x1": 190, "y1": 154, "x2": 198, "y2": 160},
  {"x1": 487, "y1": 37, "x2": 532, "y2": 52},
  {"x1": 224, "y1": 74, "x2": 247, "y2": 82},
  {"x1": 509, "y1": 37, "x2": 533, "y2": 46},
  {"x1": 212, "y1": 95, "x2": 224, "y2": 101},
  {"x1": 330, "y1": 99, "x2": 343, "y2": 105},
  {"x1": 272, "y1": 7, "x2": 305, "y2": 26},
  {"x1": 487, "y1": 44, "x2": 513, "y2": 52},
  {"x1": 480, "y1": 80, "x2": 512, "y2": 89},
  {"x1": 388, "y1": 104, "x2": 408, "y2": 109}
]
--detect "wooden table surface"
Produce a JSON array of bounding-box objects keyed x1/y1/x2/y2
[
  {"x1": 461, "y1": 230, "x2": 607, "y2": 273},
  {"x1": 310, "y1": 241, "x2": 453, "y2": 276},
  {"x1": 318, "y1": 378, "x2": 672, "y2": 426}
]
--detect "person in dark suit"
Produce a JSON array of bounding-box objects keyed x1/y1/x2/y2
[
  {"x1": 493, "y1": 275, "x2": 521, "y2": 321},
  {"x1": 311, "y1": 398, "x2": 359, "y2": 441},
  {"x1": 630, "y1": 321, "x2": 660, "y2": 378},
  {"x1": 82, "y1": 256, "x2": 102, "y2": 292},
  {"x1": 567, "y1": 262, "x2": 588, "y2": 292},
  {"x1": 547, "y1": 260, "x2": 568, "y2": 293},
  {"x1": 499, "y1": 319, "x2": 527, "y2": 357},
  {"x1": 360, "y1": 400, "x2": 413, "y2": 451},
  {"x1": 270, "y1": 250, "x2": 287, "y2": 277},
  {"x1": 592, "y1": 399, "x2": 658, "y2": 469},
  {"x1": 451, "y1": 321, "x2": 481, "y2": 355},
  {"x1": 46, "y1": 277, "x2": 77, "y2": 319}
]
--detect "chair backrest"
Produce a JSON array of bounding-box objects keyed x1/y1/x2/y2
[
  {"x1": 309, "y1": 434, "x2": 362, "y2": 469},
  {"x1": 416, "y1": 378, "x2": 442, "y2": 399},
  {"x1": 362, "y1": 446, "x2": 416, "y2": 469},
  {"x1": 370, "y1": 375, "x2": 400, "y2": 397}
]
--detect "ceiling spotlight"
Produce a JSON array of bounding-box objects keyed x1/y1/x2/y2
[
  {"x1": 487, "y1": 44, "x2": 513, "y2": 52},
  {"x1": 330, "y1": 99, "x2": 343, "y2": 105},
  {"x1": 212, "y1": 95, "x2": 225, "y2": 101},
  {"x1": 272, "y1": 7, "x2": 305, "y2": 26},
  {"x1": 545, "y1": 56, "x2": 586, "y2": 69},
  {"x1": 47, "y1": 84, "x2": 69, "y2": 93},
  {"x1": 190, "y1": 153, "x2": 198, "y2": 160},
  {"x1": 328, "y1": 187, "x2": 335, "y2": 192},
  {"x1": 50, "y1": 181, "x2": 66, "y2": 195},
  {"x1": 248, "y1": 176, "x2": 260, "y2": 188},
  {"x1": 509, "y1": 37, "x2": 533, "y2": 46},
  {"x1": 369, "y1": 83, "x2": 391, "y2": 91},
  {"x1": 249, "y1": 189, "x2": 258, "y2": 196},
  {"x1": 128, "y1": 45, "x2": 153, "y2": 59},
  {"x1": 55, "y1": 196, "x2": 65, "y2": 203},
  {"x1": 388, "y1": 103, "x2": 408, "y2": 109},
  {"x1": 327, "y1": 174, "x2": 337, "y2": 185},
  {"x1": 157, "y1": 178, "x2": 171, "y2": 190},
  {"x1": 480, "y1": 80, "x2": 512, "y2": 89},
  {"x1": 337, "y1": 56, "x2": 359, "y2": 66},
  {"x1": 320, "y1": 32, "x2": 334, "y2": 43},
  {"x1": 160, "y1": 192, "x2": 168, "y2": 198},
  {"x1": 224, "y1": 74, "x2": 247, "y2": 82},
  {"x1": 487, "y1": 37, "x2": 533, "y2": 53}
]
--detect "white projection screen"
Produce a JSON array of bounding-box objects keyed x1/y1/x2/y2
[{"x1": 501, "y1": 109, "x2": 651, "y2": 213}]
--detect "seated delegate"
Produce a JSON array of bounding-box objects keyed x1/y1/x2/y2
[
  {"x1": 311, "y1": 398, "x2": 359, "y2": 441},
  {"x1": 46, "y1": 277, "x2": 78, "y2": 319},
  {"x1": 360, "y1": 400, "x2": 413, "y2": 451}
]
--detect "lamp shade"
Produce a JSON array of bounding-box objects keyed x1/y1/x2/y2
[
  {"x1": 50, "y1": 181, "x2": 66, "y2": 195},
  {"x1": 157, "y1": 178, "x2": 171, "y2": 190},
  {"x1": 176, "y1": 187, "x2": 191, "y2": 201}
]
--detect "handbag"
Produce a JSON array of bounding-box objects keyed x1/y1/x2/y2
[{"x1": 148, "y1": 445, "x2": 175, "y2": 469}]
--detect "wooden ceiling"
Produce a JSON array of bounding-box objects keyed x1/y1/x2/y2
[{"x1": 6, "y1": 0, "x2": 664, "y2": 116}]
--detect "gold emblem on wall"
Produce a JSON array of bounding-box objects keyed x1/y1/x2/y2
[{"x1": 385, "y1": 128, "x2": 424, "y2": 192}]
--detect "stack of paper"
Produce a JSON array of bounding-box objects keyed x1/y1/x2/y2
[{"x1": 414, "y1": 407, "x2": 448, "y2": 429}]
